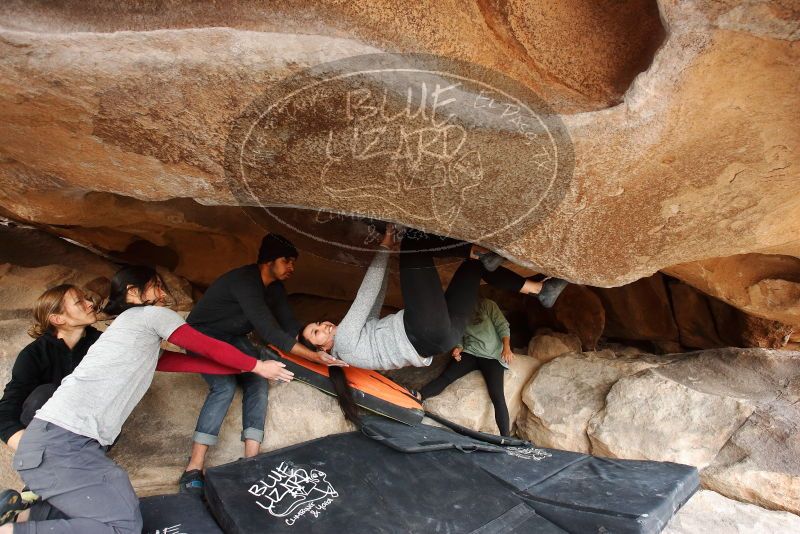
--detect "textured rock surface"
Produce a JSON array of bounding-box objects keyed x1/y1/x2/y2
[
  {"x1": 703, "y1": 405, "x2": 800, "y2": 515},
  {"x1": 668, "y1": 281, "x2": 728, "y2": 349},
  {"x1": 111, "y1": 373, "x2": 353, "y2": 496},
  {"x1": 0, "y1": 0, "x2": 665, "y2": 111},
  {"x1": 0, "y1": 1, "x2": 796, "y2": 327},
  {"x1": 518, "y1": 352, "x2": 658, "y2": 452},
  {"x1": 657, "y1": 348, "x2": 800, "y2": 514},
  {"x1": 664, "y1": 490, "x2": 800, "y2": 534},
  {"x1": 594, "y1": 274, "x2": 794, "y2": 350},
  {"x1": 526, "y1": 331, "x2": 582, "y2": 363},
  {"x1": 521, "y1": 346, "x2": 800, "y2": 512},
  {"x1": 0, "y1": 226, "x2": 194, "y2": 312},
  {"x1": 665, "y1": 254, "x2": 800, "y2": 330},
  {"x1": 588, "y1": 368, "x2": 754, "y2": 467}
]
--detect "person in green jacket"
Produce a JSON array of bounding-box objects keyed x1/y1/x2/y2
[{"x1": 418, "y1": 298, "x2": 515, "y2": 436}]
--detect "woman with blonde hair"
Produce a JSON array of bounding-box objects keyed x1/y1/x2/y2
[{"x1": 0, "y1": 285, "x2": 99, "y2": 453}]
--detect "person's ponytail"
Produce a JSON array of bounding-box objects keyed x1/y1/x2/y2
[
  {"x1": 328, "y1": 366, "x2": 361, "y2": 427},
  {"x1": 299, "y1": 327, "x2": 361, "y2": 427}
]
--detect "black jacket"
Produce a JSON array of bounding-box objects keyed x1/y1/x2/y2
[
  {"x1": 187, "y1": 265, "x2": 301, "y2": 353},
  {"x1": 0, "y1": 326, "x2": 101, "y2": 442}
]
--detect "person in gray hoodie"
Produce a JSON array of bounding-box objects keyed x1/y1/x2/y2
[{"x1": 301, "y1": 225, "x2": 567, "y2": 370}]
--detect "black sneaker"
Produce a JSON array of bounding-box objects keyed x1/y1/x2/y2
[
  {"x1": 178, "y1": 469, "x2": 205, "y2": 495},
  {"x1": 537, "y1": 278, "x2": 569, "y2": 308},
  {"x1": 0, "y1": 489, "x2": 31, "y2": 525}
]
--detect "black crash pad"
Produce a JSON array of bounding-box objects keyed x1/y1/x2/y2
[
  {"x1": 140, "y1": 493, "x2": 223, "y2": 534},
  {"x1": 204, "y1": 422, "x2": 698, "y2": 534},
  {"x1": 204, "y1": 432, "x2": 566, "y2": 534},
  {"x1": 361, "y1": 418, "x2": 699, "y2": 534},
  {"x1": 475, "y1": 448, "x2": 698, "y2": 534}
]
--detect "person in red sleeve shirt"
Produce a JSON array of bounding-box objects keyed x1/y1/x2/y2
[{"x1": 0, "y1": 265, "x2": 292, "y2": 534}]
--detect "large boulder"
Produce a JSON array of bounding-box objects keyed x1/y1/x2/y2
[
  {"x1": 658, "y1": 348, "x2": 800, "y2": 514},
  {"x1": 665, "y1": 254, "x2": 800, "y2": 332},
  {"x1": 524, "y1": 346, "x2": 800, "y2": 513},
  {"x1": 517, "y1": 351, "x2": 658, "y2": 452},
  {"x1": 0, "y1": 1, "x2": 797, "y2": 328},
  {"x1": 703, "y1": 404, "x2": 800, "y2": 515},
  {"x1": 587, "y1": 368, "x2": 754, "y2": 467},
  {"x1": 526, "y1": 330, "x2": 582, "y2": 363}
]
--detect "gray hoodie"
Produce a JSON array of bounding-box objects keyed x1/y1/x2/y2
[{"x1": 332, "y1": 250, "x2": 431, "y2": 370}]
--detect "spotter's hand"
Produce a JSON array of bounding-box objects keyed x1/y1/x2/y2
[
  {"x1": 317, "y1": 351, "x2": 349, "y2": 367},
  {"x1": 253, "y1": 360, "x2": 294, "y2": 382}
]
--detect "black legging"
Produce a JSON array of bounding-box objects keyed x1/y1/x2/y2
[
  {"x1": 400, "y1": 231, "x2": 524, "y2": 357},
  {"x1": 21, "y1": 383, "x2": 58, "y2": 427},
  {"x1": 420, "y1": 352, "x2": 510, "y2": 436}
]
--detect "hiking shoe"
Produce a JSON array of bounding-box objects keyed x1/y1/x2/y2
[
  {"x1": 178, "y1": 469, "x2": 205, "y2": 495},
  {"x1": 475, "y1": 251, "x2": 504, "y2": 272},
  {"x1": 0, "y1": 489, "x2": 31, "y2": 526},
  {"x1": 20, "y1": 491, "x2": 38, "y2": 506},
  {"x1": 537, "y1": 278, "x2": 569, "y2": 308}
]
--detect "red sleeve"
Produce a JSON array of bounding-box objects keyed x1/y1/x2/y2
[
  {"x1": 167, "y1": 324, "x2": 258, "y2": 372},
  {"x1": 157, "y1": 351, "x2": 242, "y2": 375}
]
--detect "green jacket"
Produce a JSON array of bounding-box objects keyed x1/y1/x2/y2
[{"x1": 457, "y1": 299, "x2": 511, "y2": 368}]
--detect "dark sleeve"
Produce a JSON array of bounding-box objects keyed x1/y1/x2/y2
[
  {"x1": 264, "y1": 282, "x2": 302, "y2": 337},
  {"x1": 0, "y1": 344, "x2": 44, "y2": 443},
  {"x1": 230, "y1": 272, "x2": 298, "y2": 353}
]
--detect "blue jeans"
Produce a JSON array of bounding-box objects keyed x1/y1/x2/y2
[{"x1": 192, "y1": 335, "x2": 269, "y2": 446}]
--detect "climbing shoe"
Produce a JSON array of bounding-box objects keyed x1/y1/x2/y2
[
  {"x1": 0, "y1": 488, "x2": 34, "y2": 525},
  {"x1": 537, "y1": 278, "x2": 569, "y2": 308},
  {"x1": 178, "y1": 469, "x2": 205, "y2": 496},
  {"x1": 475, "y1": 251, "x2": 504, "y2": 272}
]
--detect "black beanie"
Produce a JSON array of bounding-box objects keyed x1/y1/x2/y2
[{"x1": 257, "y1": 234, "x2": 298, "y2": 264}]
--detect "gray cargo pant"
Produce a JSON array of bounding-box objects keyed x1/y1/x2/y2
[{"x1": 12, "y1": 418, "x2": 142, "y2": 534}]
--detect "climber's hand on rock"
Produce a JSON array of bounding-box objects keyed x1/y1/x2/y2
[{"x1": 379, "y1": 224, "x2": 398, "y2": 250}]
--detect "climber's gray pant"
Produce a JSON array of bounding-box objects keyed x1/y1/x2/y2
[{"x1": 12, "y1": 418, "x2": 142, "y2": 534}]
